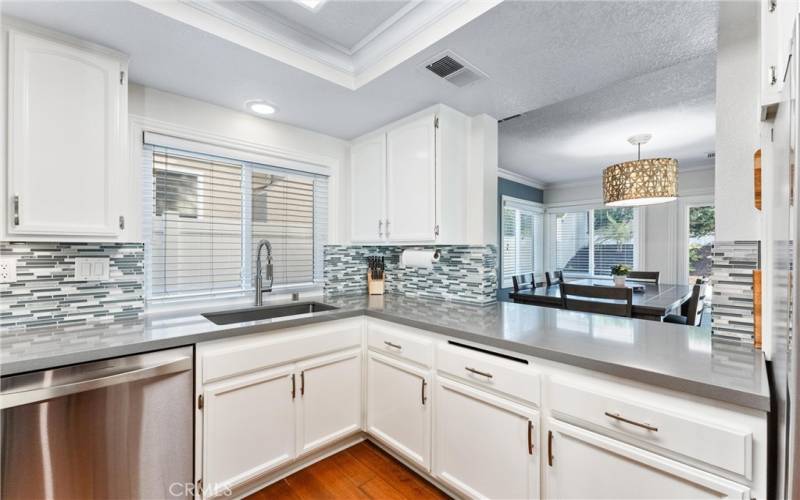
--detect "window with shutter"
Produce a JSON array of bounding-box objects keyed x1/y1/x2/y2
[
  {"x1": 143, "y1": 143, "x2": 327, "y2": 301},
  {"x1": 501, "y1": 197, "x2": 543, "y2": 288},
  {"x1": 550, "y1": 207, "x2": 638, "y2": 278}
]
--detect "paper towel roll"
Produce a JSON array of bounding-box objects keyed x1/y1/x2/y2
[{"x1": 400, "y1": 249, "x2": 440, "y2": 269}]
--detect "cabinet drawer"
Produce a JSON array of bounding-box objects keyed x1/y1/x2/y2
[
  {"x1": 367, "y1": 320, "x2": 433, "y2": 367},
  {"x1": 548, "y1": 378, "x2": 753, "y2": 479},
  {"x1": 201, "y1": 319, "x2": 362, "y2": 383},
  {"x1": 436, "y1": 342, "x2": 540, "y2": 406}
]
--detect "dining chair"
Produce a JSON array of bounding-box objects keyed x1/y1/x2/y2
[
  {"x1": 512, "y1": 274, "x2": 536, "y2": 293},
  {"x1": 559, "y1": 282, "x2": 633, "y2": 317},
  {"x1": 627, "y1": 271, "x2": 660, "y2": 284},
  {"x1": 545, "y1": 270, "x2": 564, "y2": 287},
  {"x1": 664, "y1": 282, "x2": 706, "y2": 326}
]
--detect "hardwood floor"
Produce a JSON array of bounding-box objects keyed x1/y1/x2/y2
[{"x1": 246, "y1": 441, "x2": 450, "y2": 499}]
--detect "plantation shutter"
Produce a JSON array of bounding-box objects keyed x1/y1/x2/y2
[
  {"x1": 592, "y1": 208, "x2": 634, "y2": 276},
  {"x1": 553, "y1": 211, "x2": 590, "y2": 275}
]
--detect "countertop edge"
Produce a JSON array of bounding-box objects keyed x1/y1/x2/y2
[
  {"x1": 365, "y1": 310, "x2": 771, "y2": 412},
  {"x1": 2, "y1": 307, "x2": 770, "y2": 412}
]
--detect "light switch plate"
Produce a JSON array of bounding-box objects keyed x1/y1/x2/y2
[
  {"x1": 0, "y1": 258, "x2": 17, "y2": 283},
  {"x1": 74, "y1": 257, "x2": 110, "y2": 281}
]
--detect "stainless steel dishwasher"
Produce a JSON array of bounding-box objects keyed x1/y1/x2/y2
[{"x1": 1, "y1": 346, "x2": 194, "y2": 500}]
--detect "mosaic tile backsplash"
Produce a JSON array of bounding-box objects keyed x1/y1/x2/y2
[
  {"x1": 711, "y1": 240, "x2": 760, "y2": 343},
  {"x1": 324, "y1": 245, "x2": 497, "y2": 304},
  {"x1": 1, "y1": 242, "x2": 144, "y2": 329}
]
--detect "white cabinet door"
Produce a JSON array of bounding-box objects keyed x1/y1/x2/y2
[
  {"x1": 545, "y1": 419, "x2": 751, "y2": 500},
  {"x1": 366, "y1": 351, "x2": 431, "y2": 469},
  {"x1": 296, "y1": 348, "x2": 362, "y2": 456},
  {"x1": 386, "y1": 115, "x2": 437, "y2": 242},
  {"x1": 7, "y1": 29, "x2": 125, "y2": 237},
  {"x1": 350, "y1": 133, "x2": 386, "y2": 243},
  {"x1": 434, "y1": 377, "x2": 540, "y2": 499},
  {"x1": 202, "y1": 365, "x2": 296, "y2": 497}
]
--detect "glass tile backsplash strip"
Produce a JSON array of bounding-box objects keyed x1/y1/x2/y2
[
  {"x1": 1, "y1": 242, "x2": 144, "y2": 329},
  {"x1": 711, "y1": 240, "x2": 760, "y2": 343},
  {"x1": 324, "y1": 245, "x2": 497, "y2": 304}
]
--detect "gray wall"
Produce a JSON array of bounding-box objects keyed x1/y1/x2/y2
[{"x1": 497, "y1": 177, "x2": 544, "y2": 296}]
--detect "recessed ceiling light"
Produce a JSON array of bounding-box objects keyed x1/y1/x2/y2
[
  {"x1": 292, "y1": 0, "x2": 328, "y2": 12},
  {"x1": 246, "y1": 100, "x2": 277, "y2": 116}
]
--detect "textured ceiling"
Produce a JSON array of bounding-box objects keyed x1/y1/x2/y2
[
  {"x1": 2, "y1": 0, "x2": 719, "y2": 183},
  {"x1": 499, "y1": 53, "x2": 717, "y2": 185},
  {"x1": 241, "y1": 0, "x2": 412, "y2": 51}
]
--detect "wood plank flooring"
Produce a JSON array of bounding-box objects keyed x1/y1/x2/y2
[{"x1": 246, "y1": 441, "x2": 450, "y2": 500}]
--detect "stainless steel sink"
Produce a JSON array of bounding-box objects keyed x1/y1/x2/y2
[{"x1": 202, "y1": 302, "x2": 338, "y2": 325}]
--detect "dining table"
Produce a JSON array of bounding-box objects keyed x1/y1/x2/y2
[{"x1": 508, "y1": 278, "x2": 695, "y2": 321}]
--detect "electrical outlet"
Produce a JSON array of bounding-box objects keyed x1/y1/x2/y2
[{"x1": 0, "y1": 258, "x2": 17, "y2": 283}]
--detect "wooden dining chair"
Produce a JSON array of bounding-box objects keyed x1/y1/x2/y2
[
  {"x1": 627, "y1": 271, "x2": 660, "y2": 284},
  {"x1": 545, "y1": 270, "x2": 563, "y2": 287},
  {"x1": 664, "y1": 282, "x2": 706, "y2": 326},
  {"x1": 559, "y1": 282, "x2": 633, "y2": 317}
]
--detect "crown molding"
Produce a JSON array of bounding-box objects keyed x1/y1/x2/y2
[
  {"x1": 497, "y1": 168, "x2": 546, "y2": 190},
  {"x1": 132, "y1": 0, "x2": 500, "y2": 90}
]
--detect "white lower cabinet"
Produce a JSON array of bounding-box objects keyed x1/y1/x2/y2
[
  {"x1": 201, "y1": 365, "x2": 296, "y2": 497},
  {"x1": 545, "y1": 419, "x2": 752, "y2": 500},
  {"x1": 297, "y1": 348, "x2": 362, "y2": 457},
  {"x1": 434, "y1": 376, "x2": 540, "y2": 499},
  {"x1": 366, "y1": 351, "x2": 431, "y2": 470},
  {"x1": 196, "y1": 319, "x2": 766, "y2": 500}
]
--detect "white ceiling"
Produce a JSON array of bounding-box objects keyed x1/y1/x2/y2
[
  {"x1": 240, "y1": 0, "x2": 412, "y2": 52},
  {"x1": 1, "y1": 1, "x2": 719, "y2": 184},
  {"x1": 499, "y1": 53, "x2": 717, "y2": 185}
]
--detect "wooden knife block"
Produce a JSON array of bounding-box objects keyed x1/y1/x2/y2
[{"x1": 367, "y1": 272, "x2": 385, "y2": 295}]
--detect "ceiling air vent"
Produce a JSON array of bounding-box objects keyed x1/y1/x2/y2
[{"x1": 423, "y1": 51, "x2": 487, "y2": 88}]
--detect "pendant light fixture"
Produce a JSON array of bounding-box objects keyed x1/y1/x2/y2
[{"x1": 602, "y1": 134, "x2": 678, "y2": 207}]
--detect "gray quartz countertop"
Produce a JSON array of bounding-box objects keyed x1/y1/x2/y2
[{"x1": 1, "y1": 294, "x2": 770, "y2": 411}]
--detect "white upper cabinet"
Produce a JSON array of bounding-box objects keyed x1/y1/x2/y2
[
  {"x1": 351, "y1": 133, "x2": 387, "y2": 243},
  {"x1": 5, "y1": 27, "x2": 128, "y2": 239},
  {"x1": 348, "y1": 105, "x2": 469, "y2": 245},
  {"x1": 386, "y1": 116, "x2": 437, "y2": 242}
]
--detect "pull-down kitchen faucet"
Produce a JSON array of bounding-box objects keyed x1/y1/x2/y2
[{"x1": 254, "y1": 239, "x2": 273, "y2": 306}]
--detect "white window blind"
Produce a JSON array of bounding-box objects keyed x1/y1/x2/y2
[
  {"x1": 143, "y1": 143, "x2": 327, "y2": 301},
  {"x1": 550, "y1": 207, "x2": 637, "y2": 277},
  {"x1": 553, "y1": 211, "x2": 590, "y2": 275},
  {"x1": 502, "y1": 198, "x2": 543, "y2": 288},
  {"x1": 592, "y1": 207, "x2": 635, "y2": 276}
]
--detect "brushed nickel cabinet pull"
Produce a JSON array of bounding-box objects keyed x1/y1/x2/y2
[
  {"x1": 384, "y1": 340, "x2": 402, "y2": 350},
  {"x1": 378, "y1": 220, "x2": 383, "y2": 238},
  {"x1": 385, "y1": 220, "x2": 390, "y2": 238},
  {"x1": 465, "y1": 366, "x2": 493, "y2": 379},
  {"x1": 547, "y1": 430, "x2": 553, "y2": 466},
  {"x1": 291, "y1": 373, "x2": 296, "y2": 399},
  {"x1": 527, "y1": 420, "x2": 534, "y2": 455},
  {"x1": 421, "y1": 379, "x2": 427, "y2": 405},
  {"x1": 604, "y1": 411, "x2": 658, "y2": 432},
  {"x1": 12, "y1": 195, "x2": 19, "y2": 226}
]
